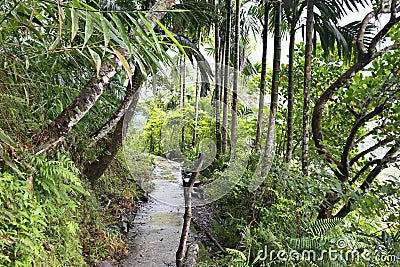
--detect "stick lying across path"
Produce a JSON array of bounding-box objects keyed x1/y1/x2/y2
[{"x1": 176, "y1": 153, "x2": 205, "y2": 267}]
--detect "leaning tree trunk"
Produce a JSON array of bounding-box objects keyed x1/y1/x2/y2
[
  {"x1": 85, "y1": 72, "x2": 145, "y2": 186},
  {"x1": 89, "y1": 65, "x2": 142, "y2": 145},
  {"x1": 312, "y1": 1, "x2": 400, "y2": 218},
  {"x1": 33, "y1": 54, "x2": 122, "y2": 155},
  {"x1": 86, "y1": 115, "x2": 124, "y2": 187},
  {"x1": 33, "y1": 0, "x2": 176, "y2": 155},
  {"x1": 230, "y1": 0, "x2": 240, "y2": 156},
  {"x1": 254, "y1": 2, "x2": 269, "y2": 152},
  {"x1": 222, "y1": 0, "x2": 232, "y2": 155},
  {"x1": 83, "y1": 0, "x2": 177, "y2": 183},
  {"x1": 302, "y1": 0, "x2": 314, "y2": 176}
]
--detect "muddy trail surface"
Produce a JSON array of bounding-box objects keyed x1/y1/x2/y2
[{"x1": 122, "y1": 157, "x2": 186, "y2": 267}]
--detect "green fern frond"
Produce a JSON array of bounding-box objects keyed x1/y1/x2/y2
[
  {"x1": 305, "y1": 218, "x2": 343, "y2": 237},
  {"x1": 226, "y1": 247, "x2": 247, "y2": 261}
]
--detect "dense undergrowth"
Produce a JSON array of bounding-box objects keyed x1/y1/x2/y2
[
  {"x1": 134, "y1": 55, "x2": 400, "y2": 266},
  {"x1": 0, "y1": 148, "x2": 141, "y2": 266}
]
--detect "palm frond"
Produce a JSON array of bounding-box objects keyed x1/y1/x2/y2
[
  {"x1": 174, "y1": 35, "x2": 214, "y2": 97},
  {"x1": 164, "y1": 1, "x2": 216, "y2": 38},
  {"x1": 314, "y1": 15, "x2": 375, "y2": 61}
]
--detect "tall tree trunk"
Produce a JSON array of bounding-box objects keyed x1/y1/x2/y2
[
  {"x1": 254, "y1": 2, "x2": 269, "y2": 152},
  {"x1": 302, "y1": 0, "x2": 314, "y2": 176},
  {"x1": 285, "y1": 27, "x2": 295, "y2": 168},
  {"x1": 254, "y1": 0, "x2": 281, "y2": 190},
  {"x1": 181, "y1": 57, "x2": 186, "y2": 109},
  {"x1": 250, "y1": 1, "x2": 281, "y2": 192},
  {"x1": 181, "y1": 56, "x2": 186, "y2": 144},
  {"x1": 219, "y1": 37, "x2": 225, "y2": 106},
  {"x1": 222, "y1": 0, "x2": 232, "y2": 155},
  {"x1": 230, "y1": 0, "x2": 240, "y2": 156},
  {"x1": 193, "y1": 34, "x2": 201, "y2": 147},
  {"x1": 214, "y1": 3, "x2": 222, "y2": 156}
]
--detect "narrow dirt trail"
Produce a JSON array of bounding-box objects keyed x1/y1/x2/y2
[{"x1": 123, "y1": 157, "x2": 185, "y2": 267}]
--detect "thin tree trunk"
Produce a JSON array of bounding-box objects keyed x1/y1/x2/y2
[
  {"x1": 219, "y1": 37, "x2": 225, "y2": 106},
  {"x1": 181, "y1": 56, "x2": 186, "y2": 145},
  {"x1": 230, "y1": 0, "x2": 240, "y2": 156},
  {"x1": 222, "y1": 0, "x2": 231, "y2": 155},
  {"x1": 193, "y1": 34, "x2": 201, "y2": 148},
  {"x1": 302, "y1": 0, "x2": 314, "y2": 176},
  {"x1": 285, "y1": 27, "x2": 295, "y2": 168},
  {"x1": 214, "y1": 5, "x2": 222, "y2": 156},
  {"x1": 254, "y1": 2, "x2": 269, "y2": 152},
  {"x1": 176, "y1": 154, "x2": 205, "y2": 267},
  {"x1": 258, "y1": 1, "x2": 281, "y2": 187},
  {"x1": 239, "y1": 42, "x2": 247, "y2": 71}
]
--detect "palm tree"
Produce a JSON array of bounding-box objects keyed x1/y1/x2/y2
[
  {"x1": 230, "y1": 0, "x2": 241, "y2": 156},
  {"x1": 302, "y1": 0, "x2": 314, "y2": 176},
  {"x1": 215, "y1": 0, "x2": 223, "y2": 156},
  {"x1": 222, "y1": 0, "x2": 232, "y2": 155},
  {"x1": 254, "y1": 1, "x2": 270, "y2": 152},
  {"x1": 281, "y1": 0, "x2": 369, "y2": 171},
  {"x1": 282, "y1": 0, "x2": 306, "y2": 168},
  {"x1": 250, "y1": 0, "x2": 282, "y2": 191}
]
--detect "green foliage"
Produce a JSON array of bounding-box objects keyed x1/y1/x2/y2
[
  {"x1": 0, "y1": 153, "x2": 87, "y2": 266},
  {"x1": 0, "y1": 172, "x2": 46, "y2": 266},
  {"x1": 201, "y1": 39, "x2": 400, "y2": 267}
]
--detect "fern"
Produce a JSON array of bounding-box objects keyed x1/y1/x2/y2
[
  {"x1": 289, "y1": 236, "x2": 332, "y2": 250},
  {"x1": 305, "y1": 218, "x2": 343, "y2": 237},
  {"x1": 30, "y1": 154, "x2": 88, "y2": 202},
  {"x1": 226, "y1": 247, "x2": 247, "y2": 261}
]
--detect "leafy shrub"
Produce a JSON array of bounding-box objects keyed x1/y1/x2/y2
[{"x1": 0, "y1": 153, "x2": 88, "y2": 266}]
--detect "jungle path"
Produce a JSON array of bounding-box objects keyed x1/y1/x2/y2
[{"x1": 123, "y1": 157, "x2": 185, "y2": 267}]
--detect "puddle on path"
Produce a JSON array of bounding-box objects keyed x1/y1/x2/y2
[{"x1": 123, "y1": 157, "x2": 185, "y2": 267}]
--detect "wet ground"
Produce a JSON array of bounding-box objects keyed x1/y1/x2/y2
[{"x1": 122, "y1": 157, "x2": 185, "y2": 267}]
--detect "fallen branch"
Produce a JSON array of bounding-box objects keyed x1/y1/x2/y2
[{"x1": 191, "y1": 219, "x2": 227, "y2": 254}]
